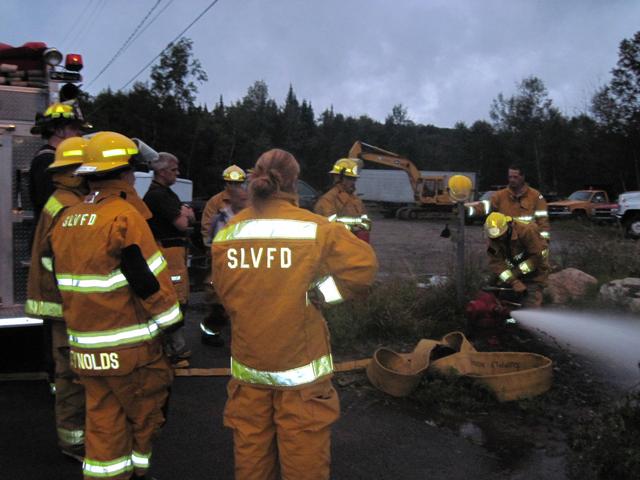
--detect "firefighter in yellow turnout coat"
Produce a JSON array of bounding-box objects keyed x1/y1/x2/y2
[
  {"x1": 490, "y1": 166, "x2": 550, "y2": 241},
  {"x1": 201, "y1": 165, "x2": 247, "y2": 246},
  {"x1": 314, "y1": 158, "x2": 372, "y2": 242},
  {"x1": 25, "y1": 136, "x2": 89, "y2": 460},
  {"x1": 491, "y1": 187, "x2": 550, "y2": 241},
  {"x1": 50, "y1": 132, "x2": 181, "y2": 480},
  {"x1": 213, "y1": 149, "x2": 378, "y2": 480},
  {"x1": 485, "y1": 212, "x2": 550, "y2": 308}
]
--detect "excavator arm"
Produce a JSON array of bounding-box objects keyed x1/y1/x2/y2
[
  {"x1": 347, "y1": 141, "x2": 457, "y2": 212},
  {"x1": 348, "y1": 141, "x2": 423, "y2": 199}
]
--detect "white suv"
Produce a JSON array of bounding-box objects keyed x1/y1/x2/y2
[{"x1": 616, "y1": 191, "x2": 640, "y2": 239}]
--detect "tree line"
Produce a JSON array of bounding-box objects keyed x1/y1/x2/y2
[{"x1": 80, "y1": 33, "x2": 640, "y2": 199}]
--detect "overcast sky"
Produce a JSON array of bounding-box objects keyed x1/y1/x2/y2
[{"x1": 2, "y1": 0, "x2": 639, "y2": 127}]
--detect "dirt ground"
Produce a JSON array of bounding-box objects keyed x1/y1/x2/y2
[
  {"x1": 366, "y1": 210, "x2": 593, "y2": 278},
  {"x1": 368, "y1": 212, "x2": 486, "y2": 278}
]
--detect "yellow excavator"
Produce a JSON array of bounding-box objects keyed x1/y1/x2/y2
[{"x1": 348, "y1": 141, "x2": 457, "y2": 219}]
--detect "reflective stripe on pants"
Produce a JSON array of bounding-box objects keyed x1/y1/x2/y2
[
  {"x1": 81, "y1": 353, "x2": 172, "y2": 479},
  {"x1": 161, "y1": 245, "x2": 190, "y2": 304}
]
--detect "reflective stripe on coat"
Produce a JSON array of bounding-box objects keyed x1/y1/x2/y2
[
  {"x1": 491, "y1": 185, "x2": 550, "y2": 240},
  {"x1": 487, "y1": 220, "x2": 550, "y2": 286},
  {"x1": 26, "y1": 186, "x2": 85, "y2": 320}
]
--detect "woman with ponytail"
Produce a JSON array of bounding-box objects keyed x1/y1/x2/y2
[
  {"x1": 212, "y1": 149, "x2": 378, "y2": 480},
  {"x1": 248, "y1": 148, "x2": 299, "y2": 204}
]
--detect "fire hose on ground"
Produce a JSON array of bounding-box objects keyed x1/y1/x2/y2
[{"x1": 175, "y1": 332, "x2": 552, "y2": 402}]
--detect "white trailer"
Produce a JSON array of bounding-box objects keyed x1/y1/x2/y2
[{"x1": 357, "y1": 169, "x2": 478, "y2": 216}]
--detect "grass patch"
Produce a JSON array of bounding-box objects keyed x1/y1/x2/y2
[
  {"x1": 552, "y1": 220, "x2": 640, "y2": 281},
  {"x1": 412, "y1": 372, "x2": 498, "y2": 414},
  {"x1": 567, "y1": 392, "x2": 640, "y2": 480},
  {"x1": 326, "y1": 277, "x2": 466, "y2": 353}
]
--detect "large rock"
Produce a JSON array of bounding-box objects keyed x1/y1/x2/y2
[
  {"x1": 545, "y1": 268, "x2": 598, "y2": 304},
  {"x1": 599, "y1": 277, "x2": 640, "y2": 313}
]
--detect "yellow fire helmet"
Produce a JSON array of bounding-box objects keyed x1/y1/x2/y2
[
  {"x1": 48, "y1": 136, "x2": 88, "y2": 171},
  {"x1": 222, "y1": 165, "x2": 246, "y2": 182},
  {"x1": 329, "y1": 158, "x2": 360, "y2": 178},
  {"x1": 448, "y1": 174, "x2": 473, "y2": 201},
  {"x1": 30, "y1": 101, "x2": 90, "y2": 135},
  {"x1": 484, "y1": 212, "x2": 512, "y2": 239},
  {"x1": 76, "y1": 131, "x2": 139, "y2": 175},
  {"x1": 44, "y1": 102, "x2": 76, "y2": 119}
]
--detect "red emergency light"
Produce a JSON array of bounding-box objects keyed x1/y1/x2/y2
[{"x1": 65, "y1": 53, "x2": 83, "y2": 72}]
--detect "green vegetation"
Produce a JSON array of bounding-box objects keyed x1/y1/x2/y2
[
  {"x1": 552, "y1": 221, "x2": 640, "y2": 279},
  {"x1": 326, "y1": 278, "x2": 465, "y2": 353},
  {"x1": 568, "y1": 392, "x2": 640, "y2": 480}
]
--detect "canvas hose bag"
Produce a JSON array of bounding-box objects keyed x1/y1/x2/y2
[{"x1": 366, "y1": 331, "x2": 553, "y2": 402}]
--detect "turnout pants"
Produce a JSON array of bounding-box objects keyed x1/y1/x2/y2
[
  {"x1": 161, "y1": 245, "x2": 190, "y2": 358},
  {"x1": 52, "y1": 320, "x2": 86, "y2": 449},
  {"x1": 201, "y1": 277, "x2": 228, "y2": 333},
  {"x1": 80, "y1": 353, "x2": 172, "y2": 479},
  {"x1": 224, "y1": 378, "x2": 340, "y2": 480},
  {"x1": 161, "y1": 245, "x2": 190, "y2": 304}
]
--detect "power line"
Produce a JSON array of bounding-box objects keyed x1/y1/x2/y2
[
  {"x1": 67, "y1": 0, "x2": 107, "y2": 51},
  {"x1": 120, "y1": 0, "x2": 222, "y2": 90},
  {"x1": 87, "y1": 0, "x2": 163, "y2": 87},
  {"x1": 124, "y1": 0, "x2": 176, "y2": 54},
  {"x1": 65, "y1": 0, "x2": 101, "y2": 49},
  {"x1": 60, "y1": 0, "x2": 95, "y2": 49}
]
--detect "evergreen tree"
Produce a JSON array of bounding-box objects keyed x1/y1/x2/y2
[
  {"x1": 592, "y1": 30, "x2": 640, "y2": 189},
  {"x1": 150, "y1": 37, "x2": 208, "y2": 110},
  {"x1": 490, "y1": 76, "x2": 562, "y2": 191}
]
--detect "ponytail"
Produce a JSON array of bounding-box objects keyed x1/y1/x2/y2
[{"x1": 249, "y1": 149, "x2": 300, "y2": 207}]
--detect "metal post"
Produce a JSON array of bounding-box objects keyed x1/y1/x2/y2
[
  {"x1": 0, "y1": 132, "x2": 14, "y2": 305},
  {"x1": 456, "y1": 201, "x2": 465, "y2": 305}
]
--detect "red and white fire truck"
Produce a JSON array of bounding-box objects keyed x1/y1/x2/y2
[{"x1": 0, "y1": 42, "x2": 85, "y2": 374}]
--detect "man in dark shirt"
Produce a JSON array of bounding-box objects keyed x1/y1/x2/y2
[
  {"x1": 29, "y1": 102, "x2": 86, "y2": 224},
  {"x1": 143, "y1": 152, "x2": 195, "y2": 367}
]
